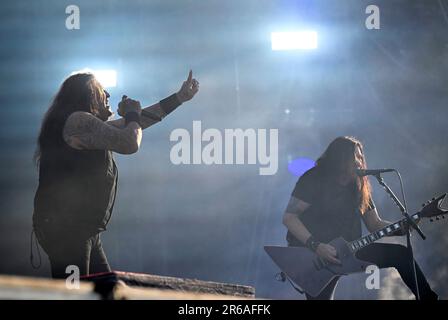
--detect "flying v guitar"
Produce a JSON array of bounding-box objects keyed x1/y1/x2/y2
[{"x1": 265, "y1": 193, "x2": 447, "y2": 297}]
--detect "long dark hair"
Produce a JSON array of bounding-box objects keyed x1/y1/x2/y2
[
  {"x1": 316, "y1": 136, "x2": 372, "y2": 214},
  {"x1": 34, "y1": 72, "x2": 107, "y2": 165}
]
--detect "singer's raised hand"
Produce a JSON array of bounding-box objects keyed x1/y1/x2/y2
[{"x1": 176, "y1": 70, "x2": 199, "y2": 103}]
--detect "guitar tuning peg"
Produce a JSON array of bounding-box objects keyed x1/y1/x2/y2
[
  {"x1": 421, "y1": 203, "x2": 425, "y2": 207},
  {"x1": 430, "y1": 219, "x2": 434, "y2": 222},
  {"x1": 432, "y1": 198, "x2": 436, "y2": 201},
  {"x1": 442, "y1": 215, "x2": 445, "y2": 219}
]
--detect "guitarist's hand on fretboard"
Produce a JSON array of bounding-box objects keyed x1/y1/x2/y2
[{"x1": 394, "y1": 217, "x2": 421, "y2": 236}]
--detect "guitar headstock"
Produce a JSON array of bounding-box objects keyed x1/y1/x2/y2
[{"x1": 420, "y1": 193, "x2": 448, "y2": 221}]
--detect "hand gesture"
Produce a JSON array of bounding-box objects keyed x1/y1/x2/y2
[{"x1": 176, "y1": 70, "x2": 199, "y2": 103}]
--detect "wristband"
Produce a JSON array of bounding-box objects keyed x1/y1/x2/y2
[
  {"x1": 305, "y1": 236, "x2": 321, "y2": 252},
  {"x1": 124, "y1": 111, "x2": 141, "y2": 126},
  {"x1": 159, "y1": 93, "x2": 182, "y2": 115}
]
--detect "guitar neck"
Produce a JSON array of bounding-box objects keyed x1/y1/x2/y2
[{"x1": 348, "y1": 212, "x2": 421, "y2": 253}]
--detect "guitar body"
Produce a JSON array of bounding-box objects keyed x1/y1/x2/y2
[
  {"x1": 265, "y1": 237, "x2": 373, "y2": 297},
  {"x1": 265, "y1": 193, "x2": 447, "y2": 297}
]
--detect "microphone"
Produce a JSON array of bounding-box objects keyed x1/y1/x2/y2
[
  {"x1": 356, "y1": 168, "x2": 395, "y2": 177},
  {"x1": 120, "y1": 95, "x2": 162, "y2": 122}
]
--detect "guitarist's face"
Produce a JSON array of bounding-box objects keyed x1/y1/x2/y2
[
  {"x1": 354, "y1": 145, "x2": 364, "y2": 170},
  {"x1": 343, "y1": 145, "x2": 364, "y2": 183}
]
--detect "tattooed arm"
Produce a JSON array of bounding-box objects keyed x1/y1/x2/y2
[
  {"x1": 282, "y1": 196, "x2": 312, "y2": 245},
  {"x1": 283, "y1": 196, "x2": 341, "y2": 264},
  {"x1": 63, "y1": 111, "x2": 142, "y2": 154},
  {"x1": 106, "y1": 102, "x2": 167, "y2": 129}
]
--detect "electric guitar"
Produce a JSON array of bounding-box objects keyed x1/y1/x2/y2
[{"x1": 264, "y1": 193, "x2": 448, "y2": 297}]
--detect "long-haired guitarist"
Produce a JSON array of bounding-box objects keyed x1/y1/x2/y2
[{"x1": 283, "y1": 136, "x2": 438, "y2": 300}]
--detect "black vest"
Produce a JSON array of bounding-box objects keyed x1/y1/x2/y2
[{"x1": 33, "y1": 140, "x2": 118, "y2": 236}]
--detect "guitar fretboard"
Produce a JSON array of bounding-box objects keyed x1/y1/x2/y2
[{"x1": 348, "y1": 213, "x2": 420, "y2": 253}]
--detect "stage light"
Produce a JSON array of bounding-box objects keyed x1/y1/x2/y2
[
  {"x1": 71, "y1": 68, "x2": 117, "y2": 88},
  {"x1": 271, "y1": 31, "x2": 318, "y2": 51},
  {"x1": 92, "y1": 69, "x2": 117, "y2": 88}
]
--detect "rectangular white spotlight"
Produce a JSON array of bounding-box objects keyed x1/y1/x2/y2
[
  {"x1": 271, "y1": 31, "x2": 318, "y2": 51},
  {"x1": 92, "y1": 69, "x2": 117, "y2": 88}
]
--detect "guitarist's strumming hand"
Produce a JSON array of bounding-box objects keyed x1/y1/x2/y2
[{"x1": 316, "y1": 243, "x2": 342, "y2": 265}]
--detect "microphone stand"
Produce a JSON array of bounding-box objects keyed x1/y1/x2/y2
[{"x1": 372, "y1": 172, "x2": 425, "y2": 300}]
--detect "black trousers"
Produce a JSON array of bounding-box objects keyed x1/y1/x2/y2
[
  {"x1": 35, "y1": 226, "x2": 111, "y2": 279},
  {"x1": 305, "y1": 243, "x2": 438, "y2": 300}
]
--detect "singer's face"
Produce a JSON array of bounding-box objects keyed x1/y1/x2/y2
[
  {"x1": 97, "y1": 88, "x2": 113, "y2": 121},
  {"x1": 104, "y1": 89, "x2": 111, "y2": 113}
]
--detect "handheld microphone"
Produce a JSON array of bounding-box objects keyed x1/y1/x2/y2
[
  {"x1": 356, "y1": 168, "x2": 395, "y2": 177},
  {"x1": 121, "y1": 95, "x2": 162, "y2": 122}
]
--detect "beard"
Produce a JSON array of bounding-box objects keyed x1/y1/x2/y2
[{"x1": 97, "y1": 106, "x2": 113, "y2": 121}]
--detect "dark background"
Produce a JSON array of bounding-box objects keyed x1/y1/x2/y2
[{"x1": 1, "y1": 0, "x2": 447, "y2": 299}]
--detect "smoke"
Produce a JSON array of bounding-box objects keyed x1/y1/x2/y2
[
  {"x1": 421, "y1": 222, "x2": 448, "y2": 298},
  {"x1": 433, "y1": 265, "x2": 448, "y2": 295},
  {"x1": 379, "y1": 269, "x2": 413, "y2": 300}
]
